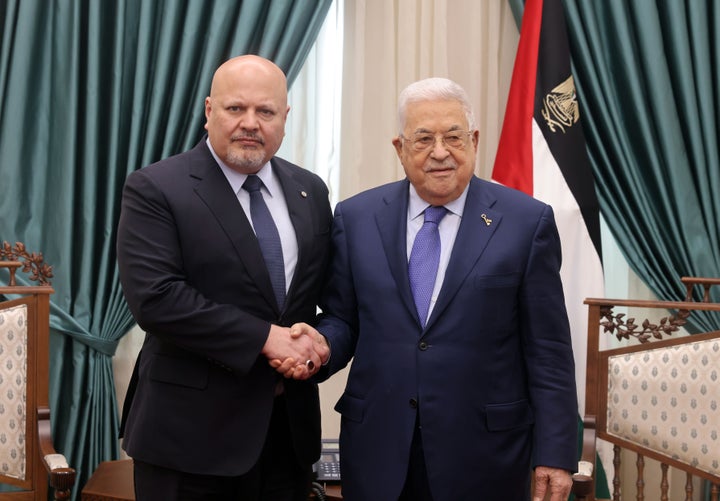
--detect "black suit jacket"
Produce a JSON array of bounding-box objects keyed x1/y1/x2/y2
[{"x1": 116, "y1": 138, "x2": 332, "y2": 475}]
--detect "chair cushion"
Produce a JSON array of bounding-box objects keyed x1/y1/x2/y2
[
  {"x1": 606, "y1": 336, "x2": 720, "y2": 477},
  {"x1": 0, "y1": 304, "x2": 28, "y2": 480}
]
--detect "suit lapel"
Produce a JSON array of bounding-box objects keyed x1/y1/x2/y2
[
  {"x1": 375, "y1": 180, "x2": 419, "y2": 324},
  {"x1": 190, "y1": 143, "x2": 278, "y2": 311},
  {"x1": 273, "y1": 158, "x2": 314, "y2": 304},
  {"x1": 426, "y1": 177, "x2": 503, "y2": 329}
]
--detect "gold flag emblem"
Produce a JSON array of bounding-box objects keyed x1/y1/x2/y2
[{"x1": 541, "y1": 75, "x2": 579, "y2": 133}]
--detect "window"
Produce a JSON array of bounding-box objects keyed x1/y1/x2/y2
[{"x1": 277, "y1": 0, "x2": 343, "y2": 205}]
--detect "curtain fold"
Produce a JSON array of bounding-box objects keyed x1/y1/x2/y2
[
  {"x1": 0, "y1": 0, "x2": 331, "y2": 498},
  {"x1": 560, "y1": 0, "x2": 720, "y2": 334}
]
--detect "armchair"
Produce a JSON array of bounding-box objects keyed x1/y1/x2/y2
[
  {"x1": 572, "y1": 277, "x2": 720, "y2": 501},
  {"x1": 0, "y1": 242, "x2": 76, "y2": 500}
]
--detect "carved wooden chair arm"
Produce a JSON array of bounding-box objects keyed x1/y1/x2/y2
[
  {"x1": 571, "y1": 415, "x2": 596, "y2": 500},
  {"x1": 38, "y1": 407, "x2": 76, "y2": 501}
]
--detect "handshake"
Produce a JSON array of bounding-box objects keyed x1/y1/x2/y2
[{"x1": 262, "y1": 322, "x2": 329, "y2": 380}]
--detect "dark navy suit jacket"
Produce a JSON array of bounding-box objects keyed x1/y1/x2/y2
[
  {"x1": 317, "y1": 176, "x2": 577, "y2": 501},
  {"x1": 117, "y1": 138, "x2": 332, "y2": 475}
]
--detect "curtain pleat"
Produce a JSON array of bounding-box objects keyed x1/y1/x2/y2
[{"x1": 0, "y1": 0, "x2": 331, "y2": 498}]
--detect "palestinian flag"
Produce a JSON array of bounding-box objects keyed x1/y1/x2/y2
[{"x1": 492, "y1": 0, "x2": 609, "y2": 496}]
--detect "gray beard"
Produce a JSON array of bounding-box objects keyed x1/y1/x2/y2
[{"x1": 226, "y1": 149, "x2": 265, "y2": 172}]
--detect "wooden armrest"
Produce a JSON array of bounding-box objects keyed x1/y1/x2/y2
[
  {"x1": 572, "y1": 415, "x2": 597, "y2": 499},
  {"x1": 578, "y1": 415, "x2": 596, "y2": 464},
  {"x1": 572, "y1": 475, "x2": 593, "y2": 499},
  {"x1": 38, "y1": 407, "x2": 76, "y2": 499}
]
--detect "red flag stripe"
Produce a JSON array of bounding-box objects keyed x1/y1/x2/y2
[{"x1": 491, "y1": 0, "x2": 543, "y2": 194}]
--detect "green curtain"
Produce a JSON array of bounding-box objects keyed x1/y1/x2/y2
[
  {"x1": 0, "y1": 0, "x2": 331, "y2": 499},
  {"x1": 561, "y1": 0, "x2": 720, "y2": 332}
]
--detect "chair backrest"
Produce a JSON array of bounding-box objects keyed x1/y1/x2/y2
[
  {"x1": 576, "y1": 277, "x2": 720, "y2": 501},
  {"x1": 0, "y1": 242, "x2": 75, "y2": 500},
  {"x1": 602, "y1": 329, "x2": 720, "y2": 479}
]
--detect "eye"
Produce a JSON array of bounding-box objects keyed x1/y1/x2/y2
[
  {"x1": 444, "y1": 133, "x2": 463, "y2": 146},
  {"x1": 258, "y1": 108, "x2": 276, "y2": 118},
  {"x1": 414, "y1": 135, "x2": 433, "y2": 146}
]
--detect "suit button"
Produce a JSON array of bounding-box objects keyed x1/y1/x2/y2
[
  {"x1": 419, "y1": 341, "x2": 428, "y2": 350},
  {"x1": 409, "y1": 398, "x2": 418, "y2": 409}
]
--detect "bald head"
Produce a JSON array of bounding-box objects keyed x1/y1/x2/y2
[
  {"x1": 210, "y1": 55, "x2": 288, "y2": 105},
  {"x1": 205, "y1": 55, "x2": 290, "y2": 173}
]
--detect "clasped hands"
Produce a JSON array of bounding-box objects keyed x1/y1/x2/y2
[{"x1": 263, "y1": 323, "x2": 328, "y2": 380}]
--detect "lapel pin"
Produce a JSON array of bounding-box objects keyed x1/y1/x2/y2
[
  {"x1": 300, "y1": 191, "x2": 308, "y2": 198},
  {"x1": 481, "y1": 213, "x2": 492, "y2": 226}
]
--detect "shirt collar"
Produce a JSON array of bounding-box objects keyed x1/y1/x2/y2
[
  {"x1": 408, "y1": 182, "x2": 469, "y2": 220},
  {"x1": 207, "y1": 138, "x2": 275, "y2": 196}
]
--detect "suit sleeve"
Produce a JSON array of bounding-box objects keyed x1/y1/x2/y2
[
  {"x1": 521, "y1": 204, "x2": 578, "y2": 472},
  {"x1": 116, "y1": 168, "x2": 269, "y2": 374},
  {"x1": 316, "y1": 202, "x2": 360, "y2": 378}
]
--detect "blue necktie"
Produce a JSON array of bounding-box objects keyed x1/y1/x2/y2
[
  {"x1": 243, "y1": 175, "x2": 286, "y2": 309},
  {"x1": 408, "y1": 206, "x2": 447, "y2": 327}
]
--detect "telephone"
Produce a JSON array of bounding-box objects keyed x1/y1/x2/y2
[{"x1": 312, "y1": 438, "x2": 341, "y2": 482}]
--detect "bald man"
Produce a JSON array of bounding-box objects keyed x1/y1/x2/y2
[{"x1": 117, "y1": 55, "x2": 332, "y2": 500}]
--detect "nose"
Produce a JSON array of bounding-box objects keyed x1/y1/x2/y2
[
  {"x1": 239, "y1": 111, "x2": 260, "y2": 130},
  {"x1": 429, "y1": 139, "x2": 451, "y2": 160}
]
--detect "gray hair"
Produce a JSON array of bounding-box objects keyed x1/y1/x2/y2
[{"x1": 397, "y1": 77, "x2": 476, "y2": 134}]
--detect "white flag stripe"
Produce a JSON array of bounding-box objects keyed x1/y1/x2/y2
[
  {"x1": 533, "y1": 117, "x2": 613, "y2": 493},
  {"x1": 532, "y1": 119, "x2": 605, "y2": 417}
]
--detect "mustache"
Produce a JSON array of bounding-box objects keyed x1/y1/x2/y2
[{"x1": 232, "y1": 133, "x2": 264, "y2": 144}]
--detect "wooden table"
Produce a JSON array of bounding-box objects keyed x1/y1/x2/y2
[
  {"x1": 312, "y1": 482, "x2": 342, "y2": 500},
  {"x1": 81, "y1": 459, "x2": 135, "y2": 501}
]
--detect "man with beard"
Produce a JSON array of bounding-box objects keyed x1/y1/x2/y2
[{"x1": 117, "y1": 55, "x2": 332, "y2": 500}]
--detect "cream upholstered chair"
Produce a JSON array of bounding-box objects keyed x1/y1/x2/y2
[
  {"x1": 0, "y1": 242, "x2": 75, "y2": 500},
  {"x1": 573, "y1": 277, "x2": 720, "y2": 501}
]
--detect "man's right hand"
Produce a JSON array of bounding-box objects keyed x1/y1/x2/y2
[{"x1": 263, "y1": 324, "x2": 328, "y2": 379}]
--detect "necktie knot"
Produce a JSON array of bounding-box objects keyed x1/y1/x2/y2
[
  {"x1": 424, "y1": 205, "x2": 447, "y2": 225},
  {"x1": 243, "y1": 174, "x2": 263, "y2": 193}
]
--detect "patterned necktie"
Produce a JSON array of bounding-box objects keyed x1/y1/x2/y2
[
  {"x1": 242, "y1": 175, "x2": 286, "y2": 309},
  {"x1": 408, "y1": 206, "x2": 447, "y2": 327}
]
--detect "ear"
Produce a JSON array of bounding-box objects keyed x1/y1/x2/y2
[
  {"x1": 204, "y1": 97, "x2": 212, "y2": 130},
  {"x1": 392, "y1": 136, "x2": 403, "y2": 158}
]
